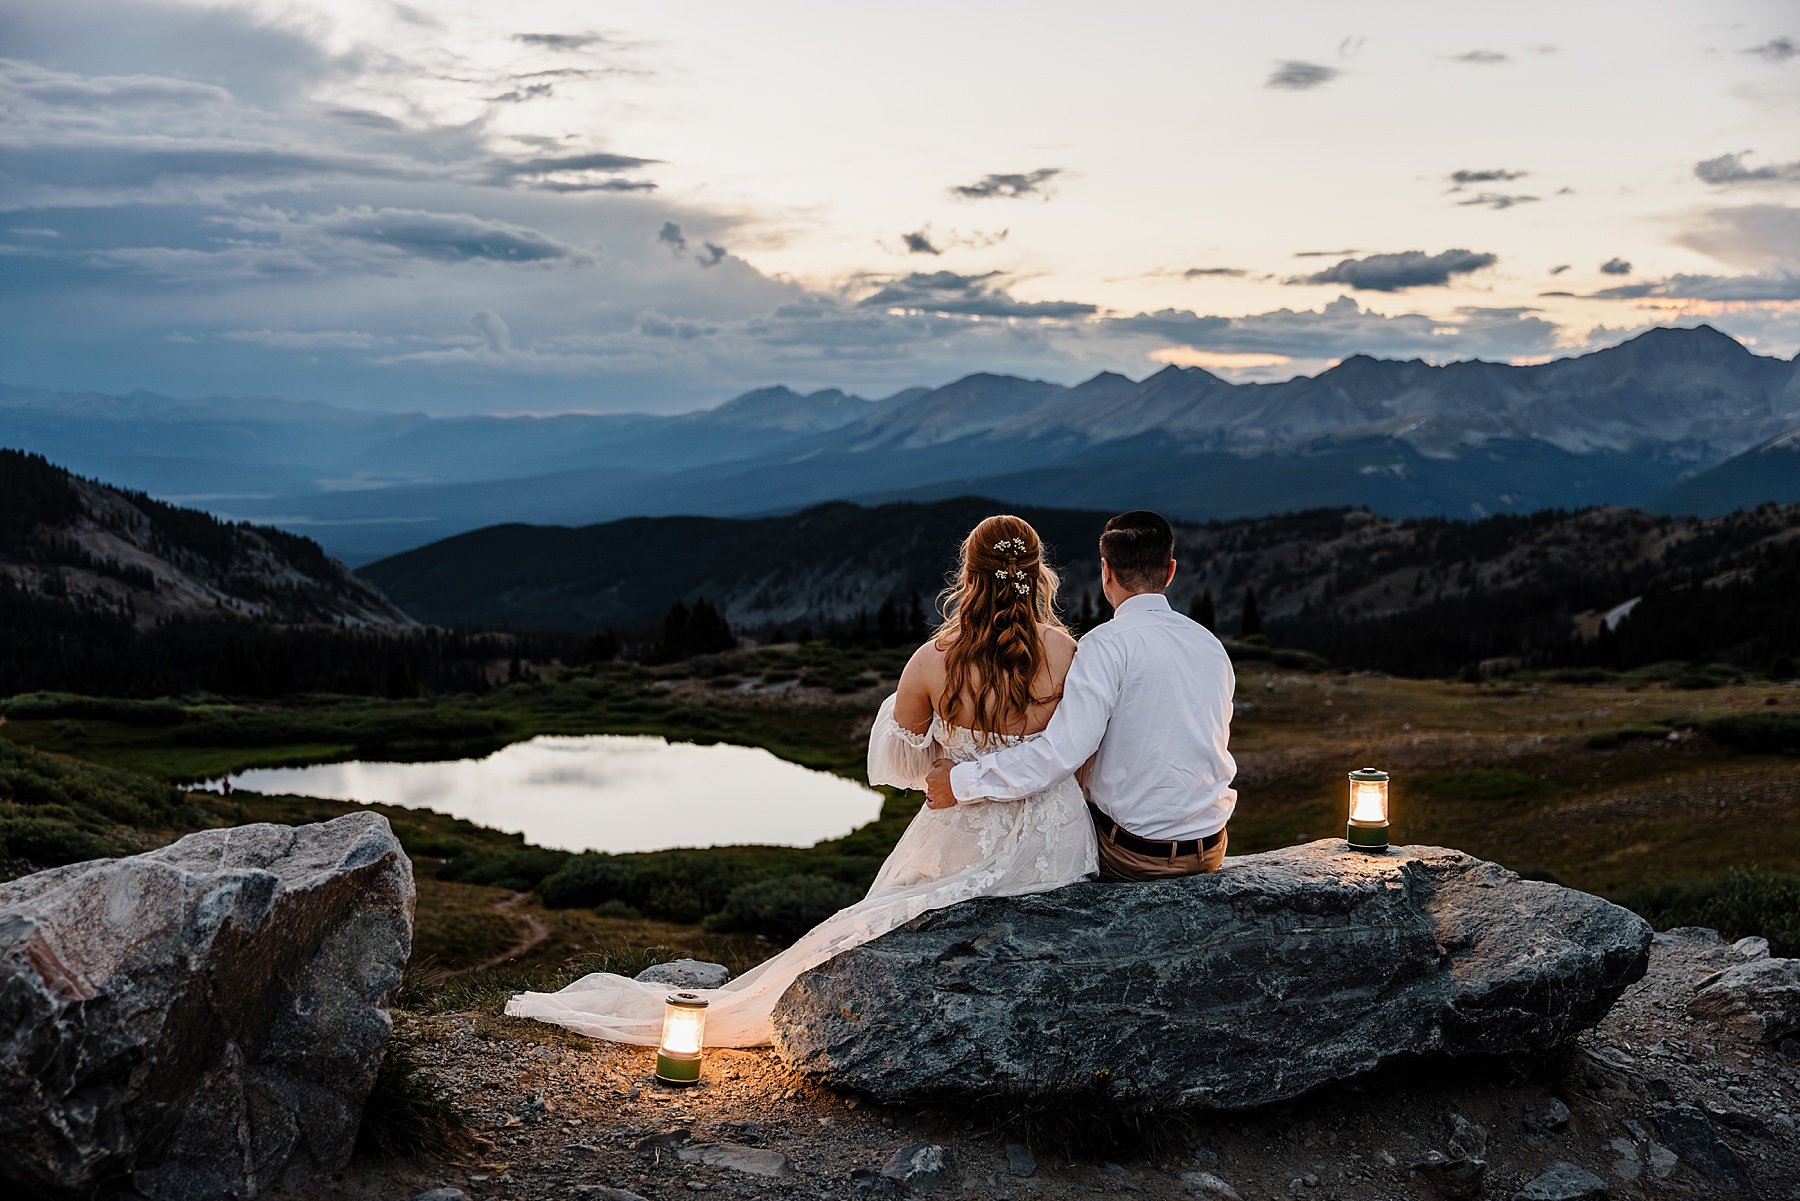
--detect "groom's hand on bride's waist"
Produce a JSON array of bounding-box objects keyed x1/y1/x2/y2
[{"x1": 925, "y1": 759, "x2": 959, "y2": 808}]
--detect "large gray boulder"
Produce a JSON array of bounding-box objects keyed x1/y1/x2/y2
[
  {"x1": 0, "y1": 813, "x2": 414, "y2": 1200},
  {"x1": 771, "y1": 841, "x2": 1649, "y2": 1108}
]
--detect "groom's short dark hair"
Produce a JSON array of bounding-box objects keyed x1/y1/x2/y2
[{"x1": 1100, "y1": 510, "x2": 1174, "y2": 590}]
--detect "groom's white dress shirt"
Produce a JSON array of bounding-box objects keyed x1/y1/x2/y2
[{"x1": 946, "y1": 591, "x2": 1237, "y2": 840}]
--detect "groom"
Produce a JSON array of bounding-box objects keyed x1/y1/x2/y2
[{"x1": 923, "y1": 510, "x2": 1237, "y2": 882}]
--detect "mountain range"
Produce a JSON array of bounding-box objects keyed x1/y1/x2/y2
[
  {"x1": 0, "y1": 449, "x2": 412, "y2": 630},
  {"x1": 4, "y1": 324, "x2": 1797, "y2": 563},
  {"x1": 357, "y1": 494, "x2": 1800, "y2": 654}
]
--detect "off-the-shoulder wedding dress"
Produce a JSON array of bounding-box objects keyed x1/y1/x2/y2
[{"x1": 504, "y1": 693, "x2": 1098, "y2": 1047}]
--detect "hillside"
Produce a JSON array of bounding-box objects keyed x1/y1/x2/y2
[
  {"x1": 0, "y1": 449, "x2": 413, "y2": 630},
  {"x1": 8, "y1": 325, "x2": 1797, "y2": 562},
  {"x1": 359, "y1": 497, "x2": 1800, "y2": 675}
]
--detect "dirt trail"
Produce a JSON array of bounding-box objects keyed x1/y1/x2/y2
[{"x1": 441, "y1": 892, "x2": 550, "y2": 979}]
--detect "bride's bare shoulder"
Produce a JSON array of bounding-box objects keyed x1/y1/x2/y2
[
  {"x1": 900, "y1": 637, "x2": 948, "y2": 682},
  {"x1": 1039, "y1": 623, "x2": 1078, "y2": 655}
]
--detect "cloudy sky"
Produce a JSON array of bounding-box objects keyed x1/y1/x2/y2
[{"x1": 2, "y1": 0, "x2": 1797, "y2": 415}]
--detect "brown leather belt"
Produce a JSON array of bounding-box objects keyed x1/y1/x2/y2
[{"x1": 1087, "y1": 800, "x2": 1225, "y2": 858}]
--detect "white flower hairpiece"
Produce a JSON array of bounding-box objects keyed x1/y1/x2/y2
[{"x1": 992, "y1": 537, "x2": 1030, "y2": 557}]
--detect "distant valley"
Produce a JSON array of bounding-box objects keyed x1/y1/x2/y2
[{"x1": 4, "y1": 324, "x2": 1797, "y2": 564}]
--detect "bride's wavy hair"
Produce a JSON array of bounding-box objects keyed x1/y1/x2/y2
[{"x1": 933, "y1": 515, "x2": 1069, "y2": 744}]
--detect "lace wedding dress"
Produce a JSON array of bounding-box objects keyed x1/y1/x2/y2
[{"x1": 503, "y1": 693, "x2": 1099, "y2": 1047}]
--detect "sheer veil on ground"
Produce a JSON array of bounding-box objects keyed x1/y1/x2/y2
[{"x1": 503, "y1": 692, "x2": 1098, "y2": 1047}]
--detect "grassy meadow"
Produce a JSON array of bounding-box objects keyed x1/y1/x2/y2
[{"x1": 3, "y1": 639, "x2": 1798, "y2": 1004}]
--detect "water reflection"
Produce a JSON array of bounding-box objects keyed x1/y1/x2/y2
[{"x1": 205, "y1": 734, "x2": 884, "y2": 854}]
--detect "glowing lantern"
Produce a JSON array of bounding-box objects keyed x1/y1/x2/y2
[
  {"x1": 1346, "y1": 767, "x2": 1390, "y2": 852},
  {"x1": 655, "y1": 991, "x2": 709, "y2": 1083}
]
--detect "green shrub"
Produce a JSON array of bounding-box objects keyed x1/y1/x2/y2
[
  {"x1": 436, "y1": 846, "x2": 570, "y2": 891},
  {"x1": 0, "y1": 815, "x2": 114, "y2": 871},
  {"x1": 538, "y1": 853, "x2": 640, "y2": 909},
  {"x1": 704, "y1": 874, "x2": 861, "y2": 943},
  {"x1": 0, "y1": 693, "x2": 190, "y2": 726},
  {"x1": 1614, "y1": 871, "x2": 1800, "y2": 957},
  {"x1": 1700, "y1": 712, "x2": 1800, "y2": 755}
]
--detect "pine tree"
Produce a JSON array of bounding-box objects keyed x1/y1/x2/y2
[
  {"x1": 657, "y1": 599, "x2": 691, "y2": 662},
  {"x1": 1239, "y1": 585, "x2": 1263, "y2": 638},
  {"x1": 906, "y1": 593, "x2": 927, "y2": 638},
  {"x1": 1189, "y1": 587, "x2": 1216, "y2": 631}
]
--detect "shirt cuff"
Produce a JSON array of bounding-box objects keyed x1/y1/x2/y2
[{"x1": 948, "y1": 761, "x2": 981, "y2": 802}]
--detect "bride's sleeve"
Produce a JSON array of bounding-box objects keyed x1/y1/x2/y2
[{"x1": 867, "y1": 692, "x2": 937, "y2": 791}]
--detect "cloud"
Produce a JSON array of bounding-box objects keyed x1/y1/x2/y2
[
  {"x1": 1287, "y1": 248, "x2": 1498, "y2": 291},
  {"x1": 222, "y1": 328, "x2": 391, "y2": 349},
  {"x1": 513, "y1": 32, "x2": 606, "y2": 51},
  {"x1": 1265, "y1": 60, "x2": 1339, "y2": 90},
  {"x1": 1337, "y1": 35, "x2": 1366, "y2": 58},
  {"x1": 1695, "y1": 151, "x2": 1800, "y2": 186},
  {"x1": 894, "y1": 225, "x2": 1007, "y2": 255},
  {"x1": 1293, "y1": 248, "x2": 1359, "y2": 258},
  {"x1": 89, "y1": 205, "x2": 596, "y2": 279},
  {"x1": 949, "y1": 168, "x2": 1062, "y2": 200},
  {"x1": 1449, "y1": 50, "x2": 1508, "y2": 64},
  {"x1": 858, "y1": 271, "x2": 1097, "y2": 319},
  {"x1": 1743, "y1": 37, "x2": 1798, "y2": 62},
  {"x1": 1448, "y1": 168, "x2": 1528, "y2": 188},
  {"x1": 1455, "y1": 192, "x2": 1539, "y2": 210},
  {"x1": 1588, "y1": 272, "x2": 1800, "y2": 302},
  {"x1": 1674, "y1": 204, "x2": 1800, "y2": 270},
  {"x1": 901, "y1": 230, "x2": 940, "y2": 255},
  {"x1": 487, "y1": 82, "x2": 555, "y2": 104},
  {"x1": 658, "y1": 221, "x2": 688, "y2": 252},
  {"x1": 471, "y1": 309, "x2": 511, "y2": 354},
  {"x1": 696, "y1": 242, "x2": 727, "y2": 268},
  {"x1": 1181, "y1": 266, "x2": 1248, "y2": 278},
  {"x1": 1599, "y1": 257, "x2": 1632, "y2": 275},
  {"x1": 487, "y1": 150, "x2": 660, "y2": 191},
  {"x1": 1, "y1": 59, "x2": 234, "y2": 108},
  {"x1": 1549, "y1": 264, "x2": 1571, "y2": 275},
  {"x1": 1102, "y1": 294, "x2": 1560, "y2": 360}
]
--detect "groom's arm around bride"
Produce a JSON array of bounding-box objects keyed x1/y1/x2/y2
[{"x1": 924, "y1": 511, "x2": 1238, "y2": 883}]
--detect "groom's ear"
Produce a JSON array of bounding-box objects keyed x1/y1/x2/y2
[{"x1": 1165, "y1": 559, "x2": 1178, "y2": 587}]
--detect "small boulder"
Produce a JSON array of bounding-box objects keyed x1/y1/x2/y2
[
  {"x1": 634, "y1": 959, "x2": 731, "y2": 990},
  {"x1": 0, "y1": 813, "x2": 413, "y2": 1201},
  {"x1": 1512, "y1": 1162, "x2": 1608, "y2": 1201},
  {"x1": 881, "y1": 1143, "x2": 953, "y2": 1194},
  {"x1": 1651, "y1": 1105, "x2": 1754, "y2": 1196},
  {"x1": 1731, "y1": 935, "x2": 1770, "y2": 960},
  {"x1": 1182, "y1": 1171, "x2": 1243, "y2": 1200},
  {"x1": 1688, "y1": 956, "x2": 1800, "y2": 1044},
  {"x1": 1003, "y1": 1144, "x2": 1036, "y2": 1177},
  {"x1": 1412, "y1": 1114, "x2": 1487, "y2": 1199}
]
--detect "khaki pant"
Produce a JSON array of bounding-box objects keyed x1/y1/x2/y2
[{"x1": 1094, "y1": 821, "x2": 1227, "y2": 882}]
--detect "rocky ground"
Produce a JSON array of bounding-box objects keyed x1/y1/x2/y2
[{"x1": 285, "y1": 929, "x2": 1797, "y2": 1201}]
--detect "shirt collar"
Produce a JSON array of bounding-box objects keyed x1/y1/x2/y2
[{"x1": 1114, "y1": 591, "x2": 1172, "y2": 616}]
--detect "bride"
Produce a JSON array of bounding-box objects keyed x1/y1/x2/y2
[{"x1": 504, "y1": 514, "x2": 1100, "y2": 1047}]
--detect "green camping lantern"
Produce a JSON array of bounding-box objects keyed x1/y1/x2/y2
[
  {"x1": 655, "y1": 991, "x2": 709, "y2": 1083},
  {"x1": 1346, "y1": 767, "x2": 1390, "y2": 852}
]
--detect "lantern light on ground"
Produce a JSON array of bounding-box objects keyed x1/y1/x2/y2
[
  {"x1": 655, "y1": 991, "x2": 709, "y2": 1083},
  {"x1": 1346, "y1": 767, "x2": 1390, "y2": 852}
]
